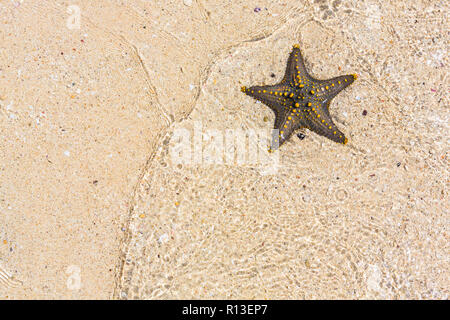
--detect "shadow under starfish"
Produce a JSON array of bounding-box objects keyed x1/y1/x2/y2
[{"x1": 241, "y1": 44, "x2": 357, "y2": 151}]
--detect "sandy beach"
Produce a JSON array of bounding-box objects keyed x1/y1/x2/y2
[{"x1": 0, "y1": 0, "x2": 448, "y2": 299}]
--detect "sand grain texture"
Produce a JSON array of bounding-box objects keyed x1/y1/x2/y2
[{"x1": 0, "y1": 0, "x2": 448, "y2": 299}]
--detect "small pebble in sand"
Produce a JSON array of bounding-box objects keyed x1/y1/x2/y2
[
  {"x1": 64, "y1": 150, "x2": 70, "y2": 157},
  {"x1": 362, "y1": 110, "x2": 367, "y2": 116},
  {"x1": 297, "y1": 133, "x2": 306, "y2": 140},
  {"x1": 158, "y1": 233, "x2": 169, "y2": 244},
  {"x1": 183, "y1": 0, "x2": 192, "y2": 7},
  {"x1": 254, "y1": 7, "x2": 261, "y2": 13}
]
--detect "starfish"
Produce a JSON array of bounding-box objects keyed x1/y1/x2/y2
[{"x1": 241, "y1": 44, "x2": 357, "y2": 150}]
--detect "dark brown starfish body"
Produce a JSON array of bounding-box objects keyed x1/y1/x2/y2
[{"x1": 241, "y1": 44, "x2": 357, "y2": 150}]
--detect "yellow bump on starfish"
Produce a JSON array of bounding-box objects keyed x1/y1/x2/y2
[
  {"x1": 241, "y1": 86, "x2": 246, "y2": 92},
  {"x1": 343, "y1": 137, "x2": 348, "y2": 144},
  {"x1": 293, "y1": 44, "x2": 300, "y2": 49},
  {"x1": 295, "y1": 103, "x2": 299, "y2": 107},
  {"x1": 353, "y1": 74, "x2": 358, "y2": 80}
]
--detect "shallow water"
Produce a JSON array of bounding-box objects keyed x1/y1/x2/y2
[{"x1": 116, "y1": 0, "x2": 449, "y2": 299}]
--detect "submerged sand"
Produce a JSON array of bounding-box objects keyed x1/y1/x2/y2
[{"x1": 0, "y1": 0, "x2": 448, "y2": 299}]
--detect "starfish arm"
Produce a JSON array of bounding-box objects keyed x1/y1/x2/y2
[
  {"x1": 241, "y1": 83, "x2": 293, "y2": 113},
  {"x1": 313, "y1": 74, "x2": 357, "y2": 101},
  {"x1": 271, "y1": 110, "x2": 303, "y2": 149},
  {"x1": 303, "y1": 100, "x2": 347, "y2": 144},
  {"x1": 283, "y1": 45, "x2": 312, "y2": 87}
]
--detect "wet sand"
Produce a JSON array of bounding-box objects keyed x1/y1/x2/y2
[{"x1": 0, "y1": 0, "x2": 448, "y2": 299}]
